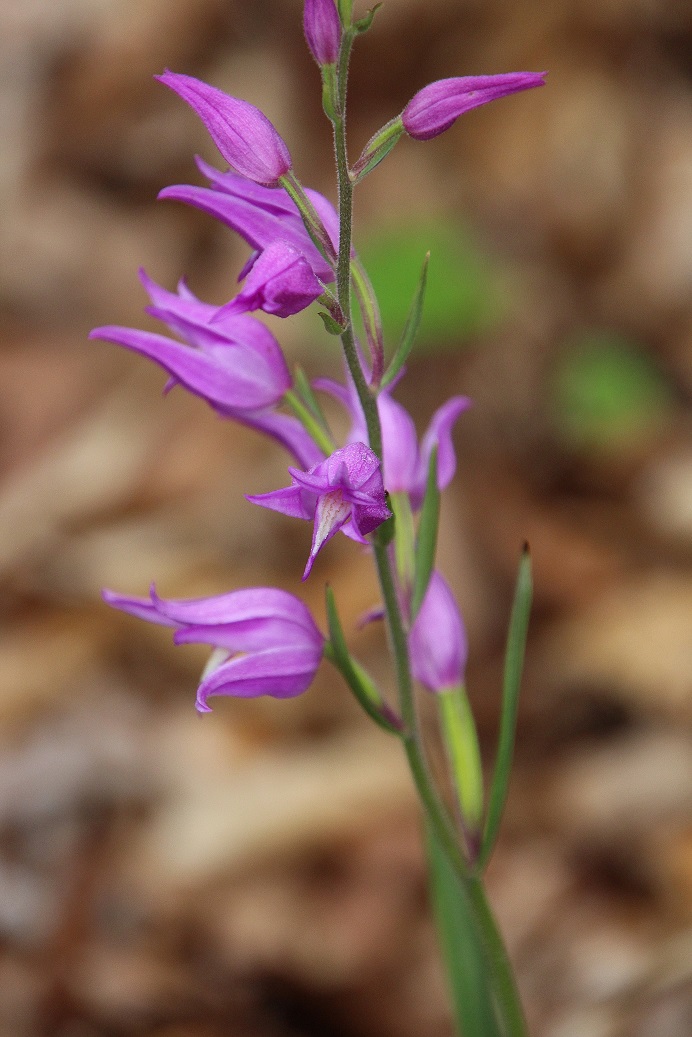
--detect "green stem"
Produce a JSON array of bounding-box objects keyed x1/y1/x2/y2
[
  {"x1": 332, "y1": 30, "x2": 381, "y2": 460},
  {"x1": 331, "y1": 25, "x2": 526, "y2": 1037},
  {"x1": 372, "y1": 540, "x2": 467, "y2": 879}
]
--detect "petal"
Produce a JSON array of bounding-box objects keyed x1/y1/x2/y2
[
  {"x1": 149, "y1": 585, "x2": 317, "y2": 632},
  {"x1": 409, "y1": 571, "x2": 468, "y2": 691},
  {"x1": 89, "y1": 325, "x2": 287, "y2": 410},
  {"x1": 377, "y1": 394, "x2": 418, "y2": 493},
  {"x1": 413, "y1": 395, "x2": 471, "y2": 506},
  {"x1": 159, "y1": 160, "x2": 336, "y2": 281},
  {"x1": 157, "y1": 71, "x2": 292, "y2": 186},
  {"x1": 246, "y1": 483, "x2": 314, "y2": 520},
  {"x1": 102, "y1": 587, "x2": 175, "y2": 626}
]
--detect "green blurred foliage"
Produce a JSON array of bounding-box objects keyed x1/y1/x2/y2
[
  {"x1": 551, "y1": 332, "x2": 675, "y2": 450},
  {"x1": 359, "y1": 222, "x2": 503, "y2": 350}
]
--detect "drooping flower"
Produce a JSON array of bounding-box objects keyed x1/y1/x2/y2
[
  {"x1": 247, "y1": 442, "x2": 391, "y2": 579},
  {"x1": 409, "y1": 571, "x2": 468, "y2": 692},
  {"x1": 159, "y1": 158, "x2": 340, "y2": 282},
  {"x1": 90, "y1": 271, "x2": 323, "y2": 470},
  {"x1": 157, "y1": 71, "x2": 292, "y2": 187},
  {"x1": 214, "y1": 239, "x2": 323, "y2": 319},
  {"x1": 317, "y1": 377, "x2": 470, "y2": 508},
  {"x1": 103, "y1": 585, "x2": 324, "y2": 712},
  {"x1": 304, "y1": 0, "x2": 342, "y2": 66},
  {"x1": 401, "y1": 72, "x2": 546, "y2": 141},
  {"x1": 91, "y1": 270, "x2": 290, "y2": 410}
]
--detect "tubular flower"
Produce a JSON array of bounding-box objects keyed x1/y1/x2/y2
[
  {"x1": 103, "y1": 586, "x2": 324, "y2": 712},
  {"x1": 247, "y1": 442, "x2": 391, "y2": 579},
  {"x1": 402, "y1": 72, "x2": 547, "y2": 141},
  {"x1": 90, "y1": 271, "x2": 323, "y2": 471},
  {"x1": 214, "y1": 240, "x2": 323, "y2": 319},
  {"x1": 409, "y1": 571, "x2": 468, "y2": 692},
  {"x1": 90, "y1": 270, "x2": 290, "y2": 411},
  {"x1": 157, "y1": 71, "x2": 292, "y2": 187},
  {"x1": 160, "y1": 158, "x2": 340, "y2": 282},
  {"x1": 317, "y1": 378, "x2": 470, "y2": 508},
  {"x1": 304, "y1": 0, "x2": 342, "y2": 66}
]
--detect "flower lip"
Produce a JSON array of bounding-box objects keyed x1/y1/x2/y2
[
  {"x1": 157, "y1": 70, "x2": 292, "y2": 186},
  {"x1": 246, "y1": 442, "x2": 391, "y2": 579},
  {"x1": 402, "y1": 72, "x2": 547, "y2": 141}
]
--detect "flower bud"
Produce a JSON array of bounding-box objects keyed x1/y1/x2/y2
[
  {"x1": 409, "y1": 571, "x2": 468, "y2": 691},
  {"x1": 214, "y1": 240, "x2": 323, "y2": 319},
  {"x1": 402, "y1": 72, "x2": 546, "y2": 141},
  {"x1": 304, "y1": 0, "x2": 342, "y2": 66},
  {"x1": 157, "y1": 71, "x2": 292, "y2": 187}
]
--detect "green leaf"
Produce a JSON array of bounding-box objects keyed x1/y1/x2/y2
[
  {"x1": 427, "y1": 827, "x2": 502, "y2": 1037},
  {"x1": 382, "y1": 252, "x2": 429, "y2": 388},
  {"x1": 410, "y1": 446, "x2": 440, "y2": 618},
  {"x1": 318, "y1": 310, "x2": 345, "y2": 335},
  {"x1": 325, "y1": 586, "x2": 401, "y2": 734},
  {"x1": 294, "y1": 365, "x2": 330, "y2": 432},
  {"x1": 354, "y1": 3, "x2": 382, "y2": 33},
  {"x1": 479, "y1": 546, "x2": 532, "y2": 870}
]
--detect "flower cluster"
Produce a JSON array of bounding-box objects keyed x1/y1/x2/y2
[{"x1": 95, "y1": 2, "x2": 542, "y2": 717}]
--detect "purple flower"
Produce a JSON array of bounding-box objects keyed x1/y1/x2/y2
[
  {"x1": 103, "y1": 585, "x2": 324, "y2": 712},
  {"x1": 317, "y1": 378, "x2": 470, "y2": 508},
  {"x1": 90, "y1": 271, "x2": 323, "y2": 470},
  {"x1": 157, "y1": 71, "x2": 292, "y2": 187},
  {"x1": 214, "y1": 240, "x2": 323, "y2": 319},
  {"x1": 160, "y1": 158, "x2": 339, "y2": 282},
  {"x1": 402, "y1": 72, "x2": 546, "y2": 141},
  {"x1": 409, "y1": 571, "x2": 468, "y2": 692},
  {"x1": 304, "y1": 0, "x2": 341, "y2": 66},
  {"x1": 247, "y1": 442, "x2": 391, "y2": 579},
  {"x1": 91, "y1": 270, "x2": 290, "y2": 410}
]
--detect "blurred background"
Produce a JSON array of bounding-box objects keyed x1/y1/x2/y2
[{"x1": 1, "y1": 0, "x2": 692, "y2": 1034}]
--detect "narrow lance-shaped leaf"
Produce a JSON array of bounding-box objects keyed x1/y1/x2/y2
[
  {"x1": 325, "y1": 586, "x2": 402, "y2": 734},
  {"x1": 411, "y1": 444, "x2": 440, "y2": 618},
  {"x1": 354, "y1": 3, "x2": 382, "y2": 34},
  {"x1": 294, "y1": 365, "x2": 332, "y2": 436},
  {"x1": 479, "y1": 545, "x2": 533, "y2": 869},
  {"x1": 426, "y1": 826, "x2": 503, "y2": 1037},
  {"x1": 381, "y1": 251, "x2": 429, "y2": 388}
]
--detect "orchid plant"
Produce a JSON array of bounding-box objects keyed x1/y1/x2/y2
[{"x1": 94, "y1": 3, "x2": 540, "y2": 1034}]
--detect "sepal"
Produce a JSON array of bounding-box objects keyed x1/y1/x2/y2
[{"x1": 350, "y1": 117, "x2": 404, "y2": 182}]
